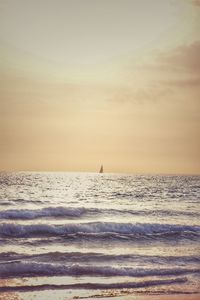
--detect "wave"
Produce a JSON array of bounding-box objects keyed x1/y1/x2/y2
[
  {"x1": 1, "y1": 251, "x2": 199, "y2": 266},
  {"x1": 0, "y1": 222, "x2": 199, "y2": 240},
  {"x1": 0, "y1": 206, "x2": 87, "y2": 219},
  {"x1": 0, "y1": 206, "x2": 199, "y2": 219},
  {"x1": 0, "y1": 277, "x2": 188, "y2": 292},
  {"x1": 0, "y1": 261, "x2": 199, "y2": 279},
  {"x1": 0, "y1": 201, "x2": 15, "y2": 206}
]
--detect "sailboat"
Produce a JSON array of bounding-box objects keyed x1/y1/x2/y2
[{"x1": 99, "y1": 165, "x2": 103, "y2": 173}]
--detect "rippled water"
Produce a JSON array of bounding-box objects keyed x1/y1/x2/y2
[{"x1": 0, "y1": 172, "x2": 199, "y2": 299}]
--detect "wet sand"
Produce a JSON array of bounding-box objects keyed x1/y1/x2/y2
[
  {"x1": 0, "y1": 291, "x2": 199, "y2": 300},
  {"x1": 0, "y1": 278, "x2": 199, "y2": 300}
]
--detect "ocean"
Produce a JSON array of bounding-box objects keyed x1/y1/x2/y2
[{"x1": 0, "y1": 172, "x2": 199, "y2": 299}]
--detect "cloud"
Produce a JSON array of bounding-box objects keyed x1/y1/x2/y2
[
  {"x1": 191, "y1": 0, "x2": 200, "y2": 7},
  {"x1": 113, "y1": 40, "x2": 200, "y2": 104},
  {"x1": 154, "y1": 41, "x2": 200, "y2": 93},
  {"x1": 156, "y1": 41, "x2": 200, "y2": 74},
  {"x1": 160, "y1": 77, "x2": 200, "y2": 87}
]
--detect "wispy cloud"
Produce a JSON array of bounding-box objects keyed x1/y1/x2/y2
[
  {"x1": 156, "y1": 41, "x2": 200, "y2": 73},
  {"x1": 160, "y1": 77, "x2": 200, "y2": 88},
  {"x1": 191, "y1": 0, "x2": 200, "y2": 7},
  {"x1": 114, "y1": 40, "x2": 200, "y2": 104},
  {"x1": 153, "y1": 41, "x2": 200, "y2": 92}
]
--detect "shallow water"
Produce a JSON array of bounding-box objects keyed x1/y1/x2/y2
[{"x1": 0, "y1": 172, "x2": 199, "y2": 299}]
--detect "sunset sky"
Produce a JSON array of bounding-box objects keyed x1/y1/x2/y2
[{"x1": 0, "y1": 0, "x2": 200, "y2": 174}]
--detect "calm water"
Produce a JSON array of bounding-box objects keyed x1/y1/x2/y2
[{"x1": 0, "y1": 172, "x2": 199, "y2": 299}]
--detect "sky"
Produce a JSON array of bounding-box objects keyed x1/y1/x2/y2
[{"x1": 0, "y1": 0, "x2": 200, "y2": 174}]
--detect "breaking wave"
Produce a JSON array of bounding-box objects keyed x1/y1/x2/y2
[
  {"x1": 0, "y1": 261, "x2": 199, "y2": 278},
  {"x1": 1, "y1": 251, "x2": 200, "y2": 266},
  {"x1": 0, "y1": 206, "x2": 199, "y2": 219},
  {"x1": 0, "y1": 222, "x2": 199, "y2": 240},
  {"x1": 0, "y1": 206, "x2": 87, "y2": 219}
]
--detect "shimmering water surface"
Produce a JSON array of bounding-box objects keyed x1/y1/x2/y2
[{"x1": 0, "y1": 172, "x2": 199, "y2": 299}]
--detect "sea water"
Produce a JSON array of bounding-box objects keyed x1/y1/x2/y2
[{"x1": 0, "y1": 172, "x2": 199, "y2": 299}]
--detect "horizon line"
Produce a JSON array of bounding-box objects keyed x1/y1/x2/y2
[{"x1": 0, "y1": 169, "x2": 199, "y2": 177}]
